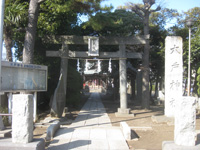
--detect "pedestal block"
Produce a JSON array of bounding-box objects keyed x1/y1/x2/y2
[{"x1": 12, "y1": 94, "x2": 33, "y2": 144}]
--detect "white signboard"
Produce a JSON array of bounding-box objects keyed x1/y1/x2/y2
[
  {"x1": 165, "y1": 36, "x2": 183, "y2": 117},
  {"x1": 1, "y1": 61, "x2": 48, "y2": 92},
  {"x1": 88, "y1": 37, "x2": 99, "y2": 56}
]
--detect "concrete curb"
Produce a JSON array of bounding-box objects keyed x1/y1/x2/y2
[
  {"x1": 162, "y1": 141, "x2": 200, "y2": 150},
  {"x1": 45, "y1": 121, "x2": 60, "y2": 142},
  {"x1": 120, "y1": 122, "x2": 131, "y2": 140},
  {"x1": 151, "y1": 115, "x2": 174, "y2": 126},
  {"x1": 120, "y1": 122, "x2": 139, "y2": 141},
  {"x1": 0, "y1": 138, "x2": 45, "y2": 150}
]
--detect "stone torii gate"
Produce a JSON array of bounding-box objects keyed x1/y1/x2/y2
[{"x1": 46, "y1": 35, "x2": 146, "y2": 117}]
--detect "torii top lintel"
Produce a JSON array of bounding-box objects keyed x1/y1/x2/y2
[{"x1": 45, "y1": 35, "x2": 147, "y2": 45}]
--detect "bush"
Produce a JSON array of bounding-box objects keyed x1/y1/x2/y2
[
  {"x1": 66, "y1": 92, "x2": 81, "y2": 108},
  {"x1": 197, "y1": 67, "x2": 200, "y2": 96},
  {"x1": 66, "y1": 64, "x2": 83, "y2": 108},
  {"x1": 0, "y1": 107, "x2": 9, "y2": 126}
]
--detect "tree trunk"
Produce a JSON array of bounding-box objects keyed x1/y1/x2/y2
[
  {"x1": 193, "y1": 67, "x2": 198, "y2": 96},
  {"x1": 113, "y1": 77, "x2": 119, "y2": 101},
  {"x1": 23, "y1": 0, "x2": 39, "y2": 64},
  {"x1": 131, "y1": 76, "x2": 136, "y2": 100},
  {"x1": 4, "y1": 26, "x2": 13, "y2": 62},
  {"x1": 154, "y1": 75, "x2": 159, "y2": 98},
  {"x1": 141, "y1": 11, "x2": 150, "y2": 109}
]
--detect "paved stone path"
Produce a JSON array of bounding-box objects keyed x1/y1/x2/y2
[{"x1": 47, "y1": 93, "x2": 129, "y2": 150}]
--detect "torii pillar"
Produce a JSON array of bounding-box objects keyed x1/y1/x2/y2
[{"x1": 115, "y1": 44, "x2": 134, "y2": 117}]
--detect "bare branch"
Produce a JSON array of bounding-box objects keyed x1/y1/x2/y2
[
  {"x1": 132, "y1": 7, "x2": 145, "y2": 19},
  {"x1": 150, "y1": 5, "x2": 161, "y2": 13},
  {"x1": 127, "y1": 2, "x2": 145, "y2": 19},
  {"x1": 38, "y1": 0, "x2": 46, "y2": 4},
  {"x1": 143, "y1": 0, "x2": 156, "y2": 11}
]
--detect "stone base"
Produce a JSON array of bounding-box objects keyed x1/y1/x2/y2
[
  {"x1": 162, "y1": 141, "x2": 200, "y2": 150},
  {"x1": 151, "y1": 115, "x2": 174, "y2": 126},
  {"x1": 0, "y1": 138, "x2": 45, "y2": 150},
  {"x1": 115, "y1": 108, "x2": 134, "y2": 117}
]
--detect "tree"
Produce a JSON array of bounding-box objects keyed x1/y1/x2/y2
[
  {"x1": 4, "y1": 0, "x2": 27, "y2": 62},
  {"x1": 169, "y1": 7, "x2": 200, "y2": 95},
  {"x1": 148, "y1": 8, "x2": 178, "y2": 100},
  {"x1": 185, "y1": 7, "x2": 200, "y2": 95},
  {"x1": 127, "y1": 0, "x2": 161, "y2": 109}
]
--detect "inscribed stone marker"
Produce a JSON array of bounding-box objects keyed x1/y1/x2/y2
[{"x1": 165, "y1": 36, "x2": 183, "y2": 117}]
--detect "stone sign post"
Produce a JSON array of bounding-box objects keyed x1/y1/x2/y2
[
  {"x1": 162, "y1": 36, "x2": 200, "y2": 150},
  {"x1": 165, "y1": 36, "x2": 183, "y2": 117}
]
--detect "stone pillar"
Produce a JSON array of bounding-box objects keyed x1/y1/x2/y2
[
  {"x1": 116, "y1": 44, "x2": 132, "y2": 116},
  {"x1": 8, "y1": 93, "x2": 12, "y2": 124},
  {"x1": 165, "y1": 36, "x2": 183, "y2": 117},
  {"x1": 175, "y1": 96, "x2": 196, "y2": 146},
  {"x1": 12, "y1": 94, "x2": 33, "y2": 143},
  {"x1": 119, "y1": 58, "x2": 128, "y2": 112}
]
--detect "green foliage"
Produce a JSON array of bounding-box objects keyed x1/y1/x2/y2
[
  {"x1": 83, "y1": 9, "x2": 142, "y2": 36},
  {"x1": 4, "y1": 1, "x2": 28, "y2": 26},
  {"x1": 66, "y1": 92, "x2": 81, "y2": 108},
  {"x1": 150, "y1": 8, "x2": 179, "y2": 29},
  {"x1": 197, "y1": 67, "x2": 200, "y2": 96},
  {"x1": 0, "y1": 107, "x2": 9, "y2": 126}
]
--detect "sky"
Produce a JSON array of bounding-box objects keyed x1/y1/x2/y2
[{"x1": 101, "y1": 0, "x2": 199, "y2": 13}]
